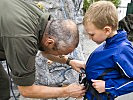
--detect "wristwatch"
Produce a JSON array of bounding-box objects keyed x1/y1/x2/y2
[{"x1": 66, "y1": 57, "x2": 73, "y2": 65}]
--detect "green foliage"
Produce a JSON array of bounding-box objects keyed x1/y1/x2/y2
[
  {"x1": 83, "y1": 0, "x2": 90, "y2": 13},
  {"x1": 111, "y1": 0, "x2": 121, "y2": 8},
  {"x1": 83, "y1": 0, "x2": 121, "y2": 14}
]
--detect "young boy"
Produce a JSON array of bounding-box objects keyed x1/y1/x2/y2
[{"x1": 83, "y1": 1, "x2": 133, "y2": 100}]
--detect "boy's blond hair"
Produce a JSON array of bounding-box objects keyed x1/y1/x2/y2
[{"x1": 83, "y1": 1, "x2": 118, "y2": 31}]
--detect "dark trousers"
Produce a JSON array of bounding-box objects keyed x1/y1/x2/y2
[{"x1": 0, "y1": 63, "x2": 10, "y2": 100}]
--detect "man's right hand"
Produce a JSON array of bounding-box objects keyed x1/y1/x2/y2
[
  {"x1": 64, "y1": 83, "x2": 86, "y2": 98},
  {"x1": 18, "y1": 83, "x2": 86, "y2": 98}
]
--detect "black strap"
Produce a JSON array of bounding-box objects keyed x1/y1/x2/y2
[
  {"x1": 81, "y1": 68, "x2": 116, "y2": 100},
  {"x1": 97, "y1": 68, "x2": 115, "y2": 80},
  {"x1": 0, "y1": 51, "x2": 6, "y2": 61},
  {"x1": 97, "y1": 68, "x2": 116, "y2": 100},
  {"x1": 80, "y1": 67, "x2": 120, "y2": 100},
  {"x1": 81, "y1": 77, "x2": 102, "y2": 100},
  {"x1": 89, "y1": 83, "x2": 102, "y2": 100},
  {"x1": 115, "y1": 65, "x2": 126, "y2": 78},
  {"x1": 81, "y1": 65, "x2": 129, "y2": 100}
]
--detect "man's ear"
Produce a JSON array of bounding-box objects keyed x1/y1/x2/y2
[
  {"x1": 103, "y1": 26, "x2": 112, "y2": 36},
  {"x1": 45, "y1": 38, "x2": 55, "y2": 49}
]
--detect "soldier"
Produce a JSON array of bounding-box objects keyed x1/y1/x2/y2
[{"x1": 0, "y1": 0, "x2": 85, "y2": 99}]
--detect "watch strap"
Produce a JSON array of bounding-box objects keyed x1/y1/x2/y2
[{"x1": 66, "y1": 57, "x2": 73, "y2": 65}]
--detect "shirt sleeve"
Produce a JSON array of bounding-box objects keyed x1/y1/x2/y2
[
  {"x1": 105, "y1": 78, "x2": 133, "y2": 97},
  {"x1": 105, "y1": 44, "x2": 133, "y2": 97},
  {"x1": 2, "y1": 36, "x2": 38, "y2": 86},
  {"x1": 114, "y1": 44, "x2": 133, "y2": 78}
]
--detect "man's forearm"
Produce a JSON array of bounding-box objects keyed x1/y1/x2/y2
[
  {"x1": 41, "y1": 52, "x2": 68, "y2": 64},
  {"x1": 18, "y1": 84, "x2": 68, "y2": 98},
  {"x1": 41, "y1": 51, "x2": 86, "y2": 72}
]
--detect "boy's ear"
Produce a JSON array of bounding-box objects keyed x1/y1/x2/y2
[
  {"x1": 103, "y1": 26, "x2": 112, "y2": 36},
  {"x1": 45, "y1": 38, "x2": 55, "y2": 49}
]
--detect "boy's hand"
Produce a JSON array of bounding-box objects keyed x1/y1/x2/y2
[{"x1": 91, "y1": 79, "x2": 105, "y2": 93}]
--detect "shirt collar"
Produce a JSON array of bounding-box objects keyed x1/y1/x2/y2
[{"x1": 106, "y1": 29, "x2": 127, "y2": 45}]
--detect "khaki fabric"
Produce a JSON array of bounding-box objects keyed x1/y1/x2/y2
[{"x1": 0, "y1": 0, "x2": 49, "y2": 86}]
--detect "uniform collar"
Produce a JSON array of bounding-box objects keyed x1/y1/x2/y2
[{"x1": 38, "y1": 14, "x2": 50, "y2": 51}]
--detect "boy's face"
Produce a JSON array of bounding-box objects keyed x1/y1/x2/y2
[{"x1": 84, "y1": 22, "x2": 109, "y2": 44}]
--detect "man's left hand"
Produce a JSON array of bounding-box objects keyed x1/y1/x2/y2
[{"x1": 69, "y1": 60, "x2": 86, "y2": 73}]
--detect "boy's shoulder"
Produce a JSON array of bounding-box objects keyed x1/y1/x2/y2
[
  {"x1": 115, "y1": 40, "x2": 133, "y2": 57},
  {"x1": 119, "y1": 40, "x2": 132, "y2": 50}
]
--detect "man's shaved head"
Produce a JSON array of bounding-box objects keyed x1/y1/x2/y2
[{"x1": 48, "y1": 19, "x2": 79, "y2": 53}]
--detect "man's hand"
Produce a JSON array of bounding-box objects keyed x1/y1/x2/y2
[
  {"x1": 92, "y1": 79, "x2": 105, "y2": 93},
  {"x1": 69, "y1": 60, "x2": 86, "y2": 73},
  {"x1": 65, "y1": 83, "x2": 86, "y2": 98}
]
